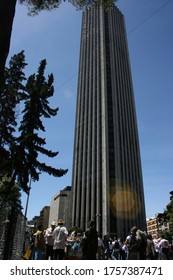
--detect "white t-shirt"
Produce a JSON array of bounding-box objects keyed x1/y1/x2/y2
[
  {"x1": 159, "y1": 238, "x2": 169, "y2": 249},
  {"x1": 53, "y1": 226, "x2": 68, "y2": 250}
]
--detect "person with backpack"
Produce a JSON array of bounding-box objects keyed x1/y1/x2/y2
[
  {"x1": 136, "y1": 229, "x2": 147, "y2": 260},
  {"x1": 125, "y1": 226, "x2": 140, "y2": 260},
  {"x1": 83, "y1": 220, "x2": 98, "y2": 260},
  {"x1": 146, "y1": 234, "x2": 155, "y2": 260},
  {"x1": 53, "y1": 219, "x2": 68, "y2": 260}
]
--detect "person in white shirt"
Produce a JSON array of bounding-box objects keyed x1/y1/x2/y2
[
  {"x1": 97, "y1": 233, "x2": 104, "y2": 259},
  {"x1": 53, "y1": 219, "x2": 68, "y2": 260},
  {"x1": 158, "y1": 235, "x2": 170, "y2": 260},
  {"x1": 153, "y1": 234, "x2": 161, "y2": 259},
  {"x1": 44, "y1": 221, "x2": 56, "y2": 259}
]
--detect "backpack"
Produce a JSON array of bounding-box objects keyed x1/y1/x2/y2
[
  {"x1": 85, "y1": 228, "x2": 98, "y2": 250},
  {"x1": 137, "y1": 231, "x2": 147, "y2": 254},
  {"x1": 114, "y1": 241, "x2": 120, "y2": 249},
  {"x1": 128, "y1": 234, "x2": 139, "y2": 252}
]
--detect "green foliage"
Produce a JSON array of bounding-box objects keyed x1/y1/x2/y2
[
  {"x1": 16, "y1": 58, "x2": 68, "y2": 188},
  {"x1": 19, "y1": 0, "x2": 118, "y2": 15},
  {"x1": 164, "y1": 192, "x2": 173, "y2": 236},
  {"x1": 19, "y1": 0, "x2": 63, "y2": 15},
  {"x1": 70, "y1": 0, "x2": 118, "y2": 10},
  {"x1": 159, "y1": 231, "x2": 172, "y2": 243},
  {"x1": 0, "y1": 51, "x2": 68, "y2": 201},
  {"x1": 0, "y1": 175, "x2": 22, "y2": 210},
  {"x1": 0, "y1": 51, "x2": 26, "y2": 179},
  {"x1": 0, "y1": 51, "x2": 26, "y2": 147}
]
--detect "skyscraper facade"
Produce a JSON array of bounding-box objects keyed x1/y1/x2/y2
[{"x1": 71, "y1": 4, "x2": 146, "y2": 238}]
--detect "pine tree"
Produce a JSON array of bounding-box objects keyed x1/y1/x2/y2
[
  {"x1": 0, "y1": 50, "x2": 26, "y2": 180},
  {"x1": 0, "y1": 51, "x2": 67, "y2": 204},
  {"x1": 15, "y1": 58, "x2": 68, "y2": 192}
]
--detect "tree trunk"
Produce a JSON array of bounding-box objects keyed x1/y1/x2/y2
[{"x1": 0, "y1": 0, "x2": 17, "y2": 84}]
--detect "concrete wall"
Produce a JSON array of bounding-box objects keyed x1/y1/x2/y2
[{"x1": 49, "y1": 187, "x2": 72, "y2": 230}]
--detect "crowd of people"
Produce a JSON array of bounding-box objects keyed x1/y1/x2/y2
[{"x1": 23, "y1": 220, "x2": 173, "y2": 260}]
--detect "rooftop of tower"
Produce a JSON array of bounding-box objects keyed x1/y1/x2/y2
[{"x1": 70, "y1": 0, "x2": 118, "y2": 10}]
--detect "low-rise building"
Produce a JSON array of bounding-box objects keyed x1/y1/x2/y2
[
  {"x1": 49, "y1": 186, "x2": 72, "y2": 230},
  {"x1": 147, "y1": 213, "x2": 169, "y2": 238},
  {"x1": 38, "y1": 206, "x2": 50, "y2": 230},
  {"x1": 147, "y1": 216, "x2": 158, "y2": 238}
]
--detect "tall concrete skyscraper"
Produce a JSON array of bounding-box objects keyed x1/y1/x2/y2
[{"x1": 71, "y1": 4, "x2": 146, "y2": 238}]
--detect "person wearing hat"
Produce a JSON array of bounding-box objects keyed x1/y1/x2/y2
[
  {"x1": 44, "y1": 221, "x2": 56, "y2": 260},
  {"x1": 53, "y1": 219, "x2": 68, "y2": 260}
]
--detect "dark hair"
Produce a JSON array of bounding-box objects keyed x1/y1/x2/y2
[
  {"x1": 147, "y1": 234, "x2": 152, "y2": 240},
  {"x1": 37, "y1": 224, "x2": 42, "y2": 231},
  {"x1": 89, "y1": 220, "x2": 95, "y2": 227},
  {"x1": 130, "y1": 226, "x2": 138, "y2": 233}
]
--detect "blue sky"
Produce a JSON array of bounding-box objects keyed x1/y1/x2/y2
[{"x1": 9, "y1": 0, "x2": 173, "y2": 221}]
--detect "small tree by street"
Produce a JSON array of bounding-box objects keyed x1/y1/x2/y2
[
  {"x1": 165, "y1": 191, "x2": 173, "y2": 239},
  {"x1": 158, "y1": 191, "x2": 173, "y2": 243}
]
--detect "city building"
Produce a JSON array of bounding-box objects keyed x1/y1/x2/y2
[
  {"x1": 38, "y1": 206, "x2": 50, "y2": 230},
  {"x1": 147, "y1": 213, "x2": 169, "y2": 238},
  {"x1": 146, "y1": 217, "x2": 159, "y2": 238},
  {"x1": 49, "y1": 186, "x2": 72, "y2": 230},
  {"x1": 71, "y1": 4, "x2": 146, "y2": 238},
  {"x1": 27, "y1": 215, "x2": 39, "y2": 228}
]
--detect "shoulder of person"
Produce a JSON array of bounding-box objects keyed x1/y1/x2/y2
[
  {"x1": 159, "y1": 239, "x2": 164, "y2": 244},
  {"x1": 46, "y1": 227, "x2": 51, "y2": 233},
  {"x1": 61, "y1": 227, "x2": 68, "y2": 233},
  {"x1": 61, "y1": 226, "x2": 67, "y2": 230},
  {"x1": 126, "y1": 235, "x2": 131, "y2": 241},
  {"x1": 53, "y1": 226, "x2": 60, "y2": 232},
  {"x1": 85, "y1": 228, "x2": 90, "y2": 235}
]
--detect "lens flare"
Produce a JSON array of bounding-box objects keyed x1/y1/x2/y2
[{"x1": 110, "y1": 181, "x2": 141, "y2": 219}]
